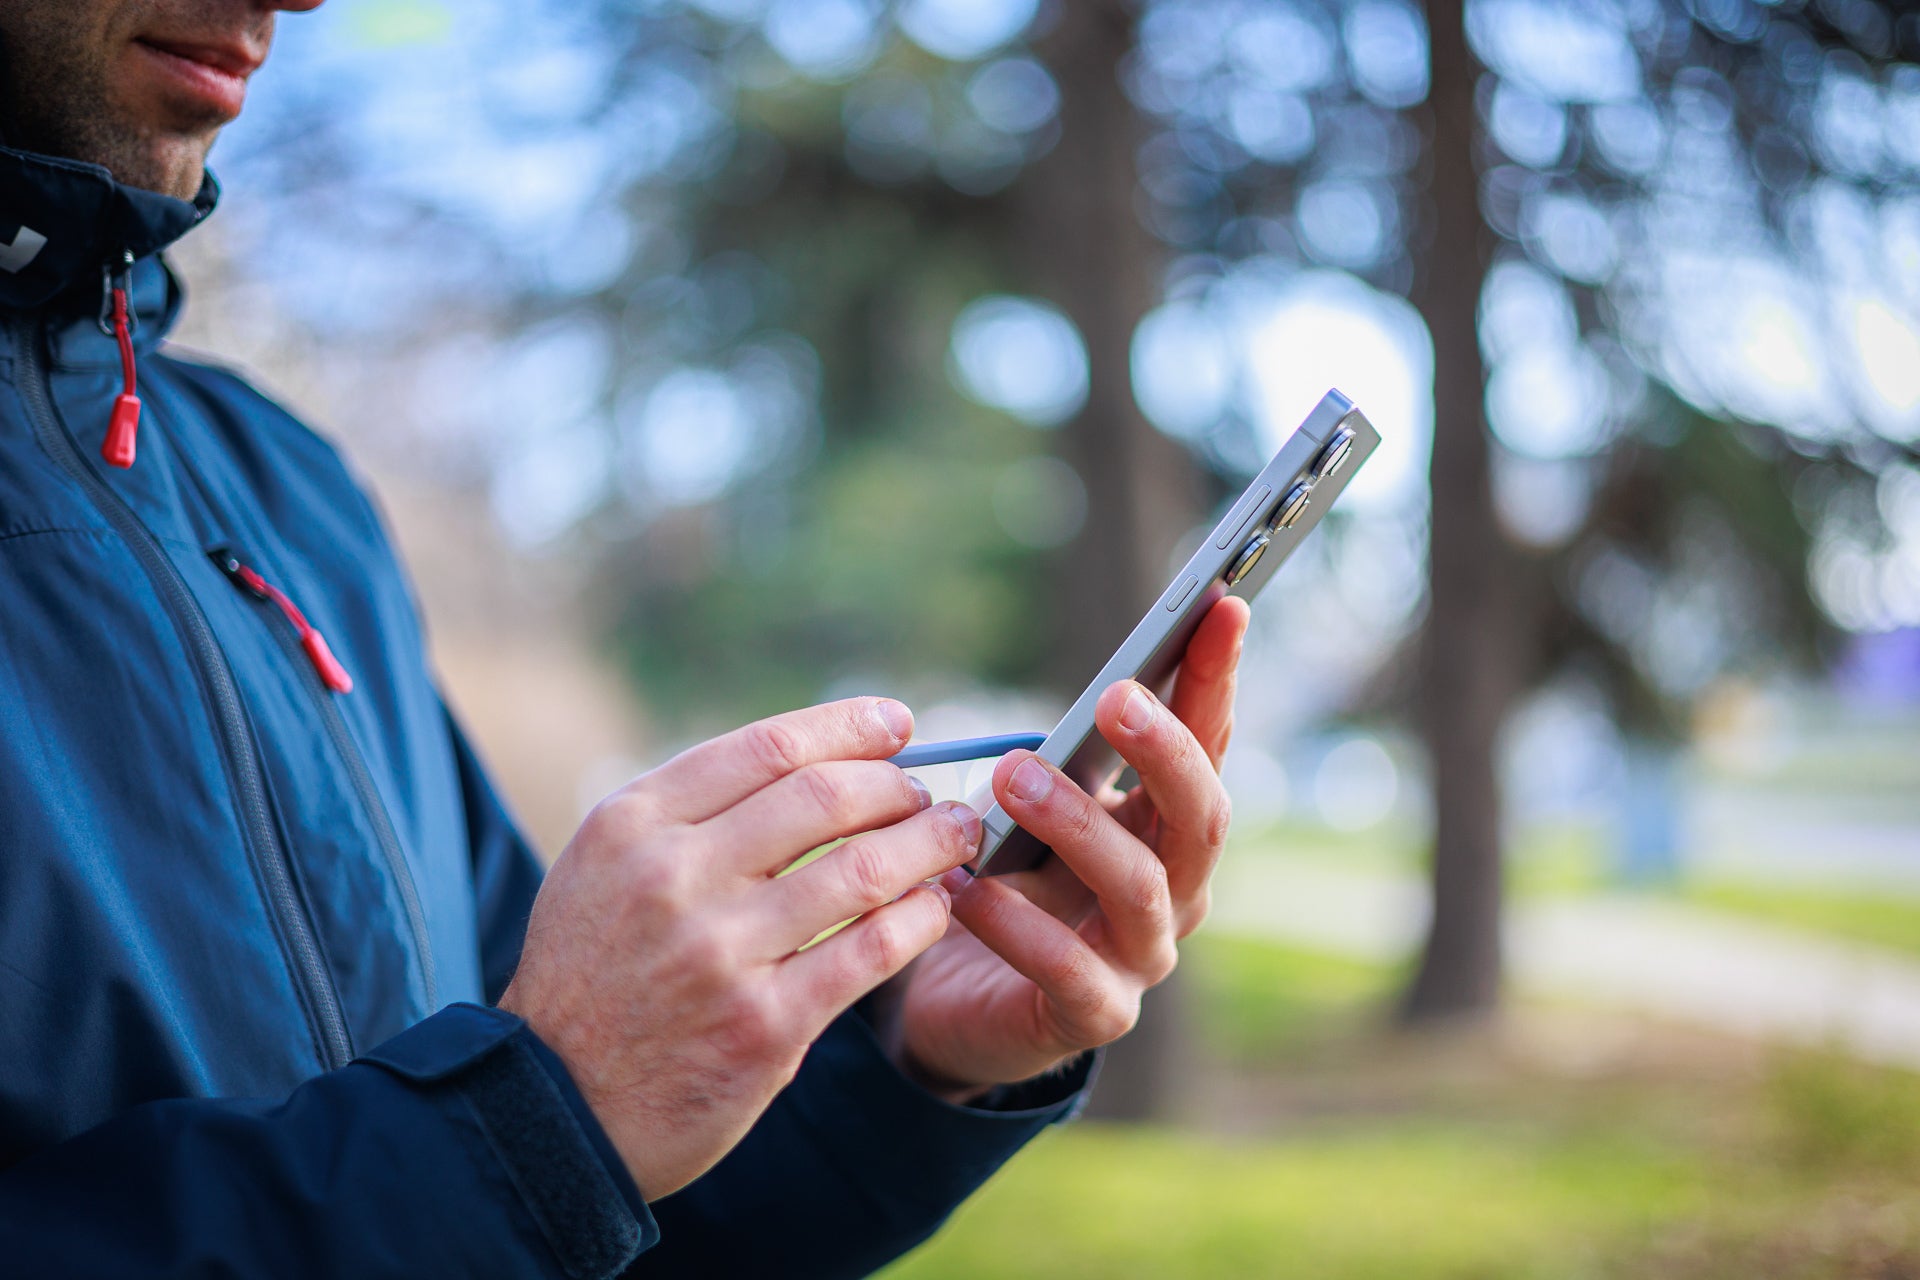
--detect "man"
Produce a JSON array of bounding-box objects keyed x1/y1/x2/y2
[{"x1": 0, "y1": 2, "x2": 1249, "y2": 1276}]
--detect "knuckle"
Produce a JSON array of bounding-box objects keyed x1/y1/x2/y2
[
  {"x1": 1147, "y1": 940, "x2": 1180, "y2": 987},
  {"x1": 624, "y1": 842, "x2": 692, "y2": 912},
  {"x1": 1042, "y1": 941, "x2": 1100, "y2": 1000},
  {"x1": 717, "y1": 984, "x2": 784, "y2": 1054},
  {"x1": 856, "y1": 917, "x2": 905, "y2": 976},
  {"x1": 836, "y1": 837, "x2": 895, "y2": 908},
  {"x1": 1169, "y1": 720, "x2": 1203, "y2": 765},
  {"x1": 676, "y1": 924, "x2": 736, "y2": 983},
  {"x1": 1058, "y1": 793, "x2": 1105, "y2": 850},
  {"x1": 1092, "y1": 994, "x2": 1140, "y2": 1044},
  {"x1": 584, "y1": 790, "x2": 652, "y2": 848},
  {"x1": 1179, "y1": 886, "x2": 1213, "y2": 937},
  {"x1": 1124, "y1": 858, "x2": 1171, "y2": 922},
  {"x1": 1203, "y1": 792, "x2": 1234, "y2": 850},
  {"x1": 744, "y1": 719, "x2": 809, "y2": 779},
  {"x1": 857, "y1": 903, "x2": 936, "y2": 977},
  {"x1": 798, "y1": 764, "x2": 859, "y2": 826}
]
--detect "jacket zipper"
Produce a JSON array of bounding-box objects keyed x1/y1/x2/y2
[
  {"x1": 213, "y1": 548, "x2": 440, "y2": 1014},
  {"x1": 11, "y1": 316, "x2": 354, "y2": 1071}
]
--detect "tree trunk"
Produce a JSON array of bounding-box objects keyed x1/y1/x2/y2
[
  {"x1": 1401, "y1": 0, "x2": 1519, "y2": 1023},
  {"x1": 1017, "y1": 0, "x2": 1199, "y2": 1118}
]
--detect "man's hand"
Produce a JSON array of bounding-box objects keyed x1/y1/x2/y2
[
  {"x1": 886, "y1": 597, "x2": 1251, "y2": 1101},
  {"x1": 498, "y1": 697, "x2": 980, "y2": 1200}
]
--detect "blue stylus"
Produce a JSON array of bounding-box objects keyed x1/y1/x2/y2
[{"x1": 887, "y1": 732, "x2": 1048, "y2": 769}]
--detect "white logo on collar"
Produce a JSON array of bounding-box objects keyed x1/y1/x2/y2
[{"x1": 0, "y1": 225, "x2": 48, "y2": 274}]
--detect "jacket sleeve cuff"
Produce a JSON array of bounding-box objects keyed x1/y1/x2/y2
[
  {"x1": 359, "y1": 1003, "x2": 658, "y2": 1279},
  {"x1": 801, "y1": 1008, "x2": 1097, "y2": 1210}
]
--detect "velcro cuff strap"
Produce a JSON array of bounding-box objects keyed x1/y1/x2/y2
[
  {"x1": 456, "y1": 1036, "x2": 651, "y2": 1279},
  {"x1": 361, "y1": 1005, "x2": 655, "y2": 1279}
]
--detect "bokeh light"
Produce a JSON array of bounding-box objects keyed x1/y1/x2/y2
[{"x1": 947, "y1": 296, "x2": 1091, "y2": 427}]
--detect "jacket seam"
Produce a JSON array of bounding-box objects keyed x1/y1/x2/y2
[{"x1": 0, "y1": 524, "x2": 116, "y2": 547}]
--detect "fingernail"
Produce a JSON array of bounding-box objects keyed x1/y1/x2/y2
[
  {"x1": 927, "y1": 880, "x2": 952, "y2": 909},
  {"x1": 874, "y1": 699, "x2": 913, "y2": 743},
  {"x1": 1120, "y1": 687, "x2": 1156, "y2": 734},
  {"x1": 1009, "y1": 757, "x2": 1054, "y2": 804},
  {"x1": 908, "y1": 777, "x2": 933, "y2": 809},
  {"x1": 940, "y1": 867, "x2": 973, "y2": 896},
  {"x1": 943, "y1": 801, "x2": 982, "y2": 846}
]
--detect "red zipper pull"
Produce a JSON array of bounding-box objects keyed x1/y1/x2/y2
[
  {"x1": 220, "y1": 555, "x2": 355, "y2": 694},
  {"x1": 100, "y1": 251, "x2": 141, "y2": 469},
  {"x1": 298, "y1": 629, "x2": 355, "y2": 695}
]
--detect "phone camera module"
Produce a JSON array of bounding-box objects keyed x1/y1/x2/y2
[
  {"x1": 1225, "y1": 532, "x2": 1271, "y2": 586},
  {"x1": 1272, "y1": 482, "x2": 1312, "y2": 531},
  {"x1": 1311, "y1": 427, "x2": 1356, "y2": 481}
]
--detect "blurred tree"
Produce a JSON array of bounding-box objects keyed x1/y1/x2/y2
[
  {"x1": 1401, "y1": 0, "x2": 1919, "y2": 1019},
  {"x1": 1010, "y1": 0, "x2": 1214, "y2": 1122},
  {"x1": 1402, "y1": 0, "x2": 1516, "y2": 1021}
]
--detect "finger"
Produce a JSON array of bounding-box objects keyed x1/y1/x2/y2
[
  {"x1": 698, "y1": 759, "x2": 931, "y2": 878},
  {"x1": 1003, "y1": 859, "x2": 1098, "y2": 926},
  {"x1": 944, "y1": 872, "x2": 1137, "y2": 1050},
  {"x1": 1166, "y1": 597, "x2": 1250, "y2": 767},
  {"x1": 1093, "y1": 682, "x2": 1232, "y2": 920},
  {"x1": 990, "y1": 751, "x2": 1175, "y2": 978},
  {"x1": 1101, "y1": 783, "x2": 1156, "y2": 841},
  {"x1": 752, "y1": 802, "x2": 981, "y2": 957},
  {"x1": 777, "y1": 883, "x2": 953, "y2": 1039},
  {"x1": 630, "y1": 697, "x2": 914, "y2": 824}
]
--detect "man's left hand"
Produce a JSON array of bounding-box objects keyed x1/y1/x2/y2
[{"x1": 882, "y1": 596, "x2": 1251, "y2": 1103}]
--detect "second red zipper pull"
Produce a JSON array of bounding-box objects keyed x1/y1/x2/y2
[{"x1": 216, "y1": 553, "x2": 355, "y2": 694}]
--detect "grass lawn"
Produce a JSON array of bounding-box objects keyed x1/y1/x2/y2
[
  {"x1": 883, "y1": 1114, "x2": 1920, "y2": 1280},
  {"x1": 1227, "y1": 818, "x2": 1920, "y2": 963},
  {"x1": 1672, "y1": 881, "x2": 1920, "y2": 963},
  {"x1": 880, "y1": 934, "x2": 1920, "y2": 1280},
  {"x1": 883, "y1": 1123, "x2": 1710, "y2": 1280}
]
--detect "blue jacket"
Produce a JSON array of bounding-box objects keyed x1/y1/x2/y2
[{"x1": 0, "y1": 146, "x2": 1088, "y2": 1278}]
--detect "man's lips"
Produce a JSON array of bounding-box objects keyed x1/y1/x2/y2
[{"x1": 130, "y1": 36, "x2": 264, "y2": 118}]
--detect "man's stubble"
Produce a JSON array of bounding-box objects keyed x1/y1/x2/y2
[{"x1": 0, "y1": 3, "x2": 220, "y2": 199}]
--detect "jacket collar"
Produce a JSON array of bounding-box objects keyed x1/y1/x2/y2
[{"x1": 0, "y1": 143, "x2": 216, "y2": 315}]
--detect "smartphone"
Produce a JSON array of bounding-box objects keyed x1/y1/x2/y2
[{"x1": 971, "y1": 388, "x2": 1379, "y2": 876}]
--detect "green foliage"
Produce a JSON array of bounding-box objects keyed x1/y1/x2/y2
[
  {"x1": 874, "y1": 932, "x2": 1920, "y2": 1280},
  {"x1": 1187, "y1": 934, "x2": 1402, "y2": 1064},
  {"x1": 882, "y1": 1105, "x2": 1920, "y2": 1280},
  {"x1": 601, "y1": 94, "x2": 1068, "y2": 729},
  {"x1": 1768, "y1": 1052, "x2": 1920, "y2": 1177},
  {"x1": 882, "y1": 1123, "x2": 1711, "y2": 1280},
  {"x1": 1676, "y1": 882, "x2": 1920, "y2": 963},
  {"x1": 609, "y1": 405, "x2": 1057, "y2": 730}
]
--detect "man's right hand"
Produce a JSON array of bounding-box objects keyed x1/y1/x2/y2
[{"x1": 497, "y1": 697, "x2": 977, "y2": 1200}]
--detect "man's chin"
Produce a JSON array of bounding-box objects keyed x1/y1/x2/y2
[{"x1": 102, "y1": 136, "x2": 212, "y2": 201}]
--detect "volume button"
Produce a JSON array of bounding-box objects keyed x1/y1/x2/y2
[{"x1": 1164, "y1": 574, "x2": 1200, "y2": 611}]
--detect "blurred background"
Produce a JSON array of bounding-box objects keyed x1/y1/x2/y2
[{"x1": 175, "y1": 0, "x2": 1920, "y2": 1274}]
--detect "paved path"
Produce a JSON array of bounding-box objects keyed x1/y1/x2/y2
[{"x1": 1206, "y1": 858, "x2": 1920, "y2": 1069}]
